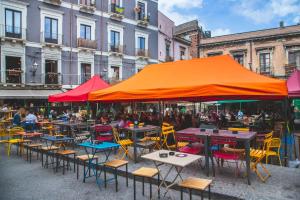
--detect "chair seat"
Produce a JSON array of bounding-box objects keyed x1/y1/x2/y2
[
  {"x1": 57, "y1": 150, "x2": 76, "y2": 155},
  {"x1": 119, "y1": 139, "x2": 133, "y2": 146},
  {"x1": 179, "y1": 177, "x2": 212, "y2": 190},
  {"x1": 76, "y1": 154, "x2": 98, "y2": 161},
  {"x1": 105, "y1": 159, "x2": 128, "y2": 168},
  {"x1": 265, "y1": 150, "x2": 277, "y2": 156},
  {"x1": 132, "y1": 167, "x2": 159, "y2": 178},
  {"x1": 179, "y1": 144, "x2": 202, "y2": 155},
  {"x1": 7, "y1": 139, "x2": 22, "y2": 144},
  {"x1": 250, "y1": 149, "x2": 266, "y2": 158},
  {"x1": 177, "y1": 142, "x2": 189, "y2": 148},
  {"x1": 213, "y1": 151, "x2": 240, "y2": 160},
  {"x1": 41, "y1": 146, "x2": 59, "y2": 151},
  {"x1": 27, "y1": 143, "x2": 43, "y2": 148}
]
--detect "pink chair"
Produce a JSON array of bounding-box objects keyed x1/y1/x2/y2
[
  {"x1": 175, "y1": 133, "x2": 203, "y2": 155},
  {"x1": 210, "y1": 136, "x2": 241, "y2": 177},
  {"x1": 94, "y1": 125, "x2": 113, "y2": 142}
]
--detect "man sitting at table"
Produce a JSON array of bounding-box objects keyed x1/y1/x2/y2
[{"x1": 24, "y1": 110, "x2": 38, "y2": 131}]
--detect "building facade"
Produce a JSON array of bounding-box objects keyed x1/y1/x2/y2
[
  {"x1": 199, "y1": 24, "x2": 300, "y2": 78},
  {"x1": 0, "y1": 0, "x2": 158, "y2": 99},
  {"x1": 158, "y1": 11, "x2": 191, "y2": 62}
]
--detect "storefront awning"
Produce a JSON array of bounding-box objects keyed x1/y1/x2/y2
[{"x1": 0, "y1": 89, "x2": 64, "y2": 99}]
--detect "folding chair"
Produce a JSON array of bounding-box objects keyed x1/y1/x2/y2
[
  {"x1": 112, "y1": 128, "x2": 133, "y2": 159},
  {"x1": 265, "y1": 138, "x2": 282, "y2": 166},
  {"x1": 161, "y1": 126, "x2": 181, "y2": 150},
  {"x1": 250, "y1": 138, "x2": 271, "y2": 182}
]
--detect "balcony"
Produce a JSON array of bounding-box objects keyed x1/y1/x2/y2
[
  {"x1": 259, "y1": 66, "x2": 272, "y2": 77},
  {"x1": 77, "y1": 38, "x2": 97, "y2": 49},
  {"x1": 165, "y1": 55, "x2": 174, "y2": 62},
  {"x1": 43, "y1": 0, "x2": 62, "y2": 5},
  {"x1": 41, "y1": 32, "x2": 62, "y2": 48},
  {"x1": 134, "y1": 9, "x2": 150, "y2": 27},
  {"x1": 44, "y1": 72, "x2": 61, "y2": 85},
  {"x1": 136, "y1": 48, "x2": 149, "y2": 58},
  {"x1": 108, "y1": 44, "x2": 124, "y2": 56},
  {"x1": 0, "y1": 69, "x2": 23, "y2": 85},
  {"x1": 79, "y1": 0, "x2": 96, "y2": 14},
  {"x1": 0, "y1": 25, "x2": 25, "y2": 44},
  {"x1": 285, "y1": 64, "x2": 297, "y2": 77},
  {"x1": 109, "y1": 4, "x2": 125, "y2": 21}
]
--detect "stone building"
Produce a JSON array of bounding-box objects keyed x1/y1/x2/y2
[{"x1": 199, "y1": 23, "x2": 300, "y2": 78}]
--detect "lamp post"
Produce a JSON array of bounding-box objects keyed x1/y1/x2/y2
[{"x1": 30, "y1": 62, "x2": 38, "y2": 83}]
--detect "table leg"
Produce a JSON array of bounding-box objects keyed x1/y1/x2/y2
[
  {"x1": 204, "y1": 136, "x2": 209, "y2": 176},
  {"x1": 133, "y1": 131, "x2": 137, "y2": 163},
  {"x1": 244, "y1": 140, "x2": 251, "y2": 185}
]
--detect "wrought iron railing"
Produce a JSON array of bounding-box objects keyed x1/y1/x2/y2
[
  {"x1": 77, "y1": 38, "x2": 97, "y2": 49},
  {"x1": 108, "y1": 43, "x2": 124, "y2": 54},
  {"x1": 136, "y1": 48, "x2": 149, "y2": 57}
]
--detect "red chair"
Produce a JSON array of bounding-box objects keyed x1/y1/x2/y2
[
  {"x1": 210, "y1": 136, "x2": 241, "y2": 177},
  {"x1": 94, "y1": 125, "x2": 113, "y2": 142},
  {"x1": 175, "y1": 132, "x2": 203, "y2": 155}
]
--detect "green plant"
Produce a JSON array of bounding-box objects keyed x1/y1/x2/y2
[{"x1": 115, "y1": 6, "x2": 124, "y2": 14}]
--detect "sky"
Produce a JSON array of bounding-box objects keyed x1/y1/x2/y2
[{"x1": 158, "y1": 0, "x2": 300, "y2": 36}]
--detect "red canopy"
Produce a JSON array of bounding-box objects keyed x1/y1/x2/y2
[
  {"x1": 49, "y1": 75, "x2": 109, "y2": 102},
  {"x1": 287, "y1": 69, "x2": 300, "y2": 98}
]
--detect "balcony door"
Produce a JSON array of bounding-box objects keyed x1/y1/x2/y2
[
  {"x1": 5, "y1": 8, "x2": 21, "y2": 38},
  {"x1": 289, "y1": 50, "x2": 300, "y2": 69},
  {"x1": 110, "y1": 30, "x2": 120, "y2": 52},
  {"x1": 81, "y1": 63, "x2": 91, "y2": 84},
  {"x1": 80, "y1": 24, "x2": 91, "y2": 40},
  {"x1": 45, "y1": 60, "x2": 58, "y2": 84},
  {"x1": 111, "y1": 66, "x2": 120, "y2": 80},
  {"x1": 5, "y1": 56, "x2": 22, "y2": 84},
  {"x1": 137, "y1": 2, "x2": 145, "y2": 20},
  {"x1": 259, "y1": 53, "x2": 271, "y2": 74},
  {"x1": 44, "y1": 17, "x2": 58, "y2": 43}
]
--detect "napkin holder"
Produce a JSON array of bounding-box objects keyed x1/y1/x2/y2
[
  {"x1": 159, "y1": 153, "x2": 168, "y2": 158},
  {"x1": 213, "y1": 129, "x2": 219, "y2": 134}
]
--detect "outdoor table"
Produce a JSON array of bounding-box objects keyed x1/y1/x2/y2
[
  {"x1": 41, "y1": 135, "x2": 74, "y2": 168},
  {"x1": 52, "y1": 121, "x2": 87, "y2": 137},
  {"x1": 78, "y1": 141, "x2": 120, "y2": 185},
  {"x1": 124, "y1": 125, "x2": 160, "y2": 163},
  {"x1": 142, "y1": 150, "x2": 202, "y2": 199},
  {"x1": 177, "y1": 128, "x2": 256, "y2": 185}
]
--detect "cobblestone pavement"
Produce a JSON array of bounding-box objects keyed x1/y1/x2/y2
[{"x1": 0, "y1": 146, "x2": 299, "y2": 200}]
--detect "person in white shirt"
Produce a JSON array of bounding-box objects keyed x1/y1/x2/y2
[{"x1": 25, "y1": 110, "x2": 38, "y2": 123}]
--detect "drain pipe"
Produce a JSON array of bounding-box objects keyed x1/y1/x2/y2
[{"x1": 69, "y1": 3, "x2": 73, "y2": 86}]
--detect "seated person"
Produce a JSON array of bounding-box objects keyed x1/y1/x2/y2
[
  {"x1": 24, "y1": 110, "x2": 38, "y2": 131},
  {"x1": 13, "y1": 108, "x2": 22, "y2": 126}
]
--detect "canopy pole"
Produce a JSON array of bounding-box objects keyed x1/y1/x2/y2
[
  {"x1": 284, "y1": 98, "x2": 289, "y2": 167},
  {"x1": 86, "y1": 101, "x2": 91, "y2": 120}
]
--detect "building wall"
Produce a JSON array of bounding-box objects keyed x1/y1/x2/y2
[
  {"x1": 199, "y1": 27, "x2": 300, "y2": 78},
  {"x1": 0, "y1": 0, "x2": 158, "y2": 89}
]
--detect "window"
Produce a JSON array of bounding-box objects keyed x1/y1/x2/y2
[
  {"x1": 81, "y1": 63, "x2": 91, "y2": 83},
  {"x1": 207, "y1": 52, "x2": 222, "y2": 57},
  {"x1": 166, "y1": 43, "x2": 170, "y2": 57},
  {"x1": 111, "y1": 66, "x2": 120, "y2": 80},
  {"x1": 233, "y1": 54, "x2": 244, "y2": 66},
  {"x1": 80, "y1": 24, "x2": 91, "y2": 40},
  {"x1": 111, "y1": 0, "x2": 123, "y2": 13},
  {"x1": 289, "y1": 50, "x2": 300, "y2": 68},
  {"x1": 259, "y1": 53, "x2": 271, "y2": 73},
  {"x1": 44, "y1": 17, "x2": 58, "y2": 43},
  {"x1": 110, "y1": 30, "x2": 120, "y2": 48},
  {"x1": 5, "y1": 9, "x2": 21, "y2": 38},
  {"x1": 180, "y1": 47, "x2": 186, "y2": 60},
  {"x1": 5, "y1": 56, "x2": 22, "y2": 84},
  {"x1": 45, "y1": 60, "x2": 59, "y2": 84},
  {"x1": 138, "y1": 37, "x2": 145, "y2": 50},
  {"x1": 137, "y1": 1, "x2": 146, "y2": 20}
]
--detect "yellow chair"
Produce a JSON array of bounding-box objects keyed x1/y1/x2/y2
[
  {"x1": 250, "y1": 138, "x2": 271, "y2": 182},
  {"x1": 265, "y1": 138, "x2": 282, "y2": 166},
  {"x1": 6, "y1": 127, "x2": 29, "y2": 157},
  {"x1": 161, "y1": 126, "x2": 188, "y2": 150},
  {"x1": 228, "y1": 127, "x2": 249, "y2": 132},
  {"x1": 112, "y1": 128, "x2": 133, "y2": 159}
]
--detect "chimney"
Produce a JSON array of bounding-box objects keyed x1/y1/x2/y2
[{"x1": 279, "y1": 21, "x2": 284, "y2": 28}]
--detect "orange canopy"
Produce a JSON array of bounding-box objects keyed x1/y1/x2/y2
[{"x1": 89, "y1": 55, "x2": 288, "y2": 102}]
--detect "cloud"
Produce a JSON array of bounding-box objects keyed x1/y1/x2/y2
[
  {"x1": 235, "y1": 0, "x2": 300, "y2": 24},
  {"x1": 158, "y1": 0, "x2": 203, "y2": 25},
  {"x1": 211, "y1": 28, "x2": 231, "y2": 37},
  {"x1": 294, "y1": 16, "x2": 300, "y2": 24}
]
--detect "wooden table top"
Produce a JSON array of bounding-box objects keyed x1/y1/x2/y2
[
  {"x1": 177, "y1": 128, "x2": 256, "y2": 141},
  {"x1": 124, "y1": 125, "x2": 160, "y2": 132}
]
